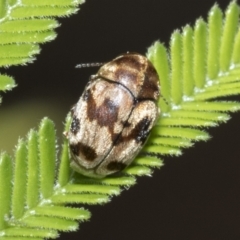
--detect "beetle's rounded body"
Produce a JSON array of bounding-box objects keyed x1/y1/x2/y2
[{"x1": 66, "y1": 53, "x2": 160, "y2": 178}]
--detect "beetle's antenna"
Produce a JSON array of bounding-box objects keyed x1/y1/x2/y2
[{"x1": 75, "y1": 62, "x2": 105, "y2": 68}]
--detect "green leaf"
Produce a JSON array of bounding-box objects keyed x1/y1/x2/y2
[
  {"x1": 0, "y1": 19, "x2": 59, "y2": 32},
  {"x1": 219, "y1": 1, "x2": 239, "y2": 72},
  {"x1": 38, "y1": 118, "x2": 56, "y2": 199},
  {"x1": 0, "y1": 75, "x2": 16, "y2": 91},
  {"x1": 194, "y1": 18, "x2": 207, "y2": 89},
  {"x1": 0, "y1": 153, "x2": 12, "y2": 230},
  {"x1": 27, "y1": 130, "x2": 39, "y2": 209},
  {"x1": 148, "y1": 42, "x2": 171, "y2": 112},
  {"x1": 34, "y1": 206, "x2": 90, "y2": 221},
  {"x1": 207, "y1": 4, "x2": 223, "y2": 79},
  {"x1": 182, "y1": 25, "x2": 194, "y2": 96},
  {"x1": 0, "y1": 44, "x2": 40, "y2": 58},
  {"x1": 21, "y1": 216, "x2": 79, "y2": 231},
  {"x1": 171, "y1": 30, "x2": 183, "y2": 104},
  {"x1": 12, "y1": 140, "x2": 28, "y2": 220}
]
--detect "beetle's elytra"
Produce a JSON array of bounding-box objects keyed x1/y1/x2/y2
[{"x1": 66, "y1": 53, "x2": 160, "y2": 178}]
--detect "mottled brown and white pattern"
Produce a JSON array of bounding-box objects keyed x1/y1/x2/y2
[{"x1": 66, "y1": 53, "x2": 160, "y2": 178}]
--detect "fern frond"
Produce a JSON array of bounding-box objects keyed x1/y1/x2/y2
[
  {"x1": 145, "y1": 1, "x2": 240, "y2": 160},
  {"x1": 0, "y1": 118, "x2": 92, "y2": 239},
  {"x1": 0, "y1": 0, "x2": 85, "y2": 101},
  {"x1": 0, "y1": 0, "x2": 84, "y2": 67},
  {"x1": 1, "y1": 1, "x2": 240, "y2": 239}
]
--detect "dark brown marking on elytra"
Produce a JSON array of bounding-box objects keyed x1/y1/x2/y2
[
  {"x1": 70, "y1": 115, "x2": 80, "y2": 135},
  {"x1": 87, "y1": 88, "x2": 120, "y2": 142},
  {"x1": 70, "y1": 142, "x2": 97, "y2": 162},
  {"x1": 138, "y1": 64, "x2": 160, "y2": 100},
  {"x1": 133, "y1": 117, "x2": 152, "y2": 143},
  {"x1": 115, "y1": 117, "x2": 152, "y2": 145},
  {"x1": 113, "y1": 55, "x2": 143, "y2": 71},
  {"x1": 98, "y1": 98, "x2": 119, "y2": 126},
  {"x1": 109, "y1": 132, "x2": 120, "y2": 144},
  {"x1": 122, "y1": 120, "x2": 131, "y2": 128},
  {"x1": 107, "y1": 161, "x2": 127, "y2": 171},
  {"x1": 79, "y1": 142, "x2": 97, "y2": 161},
  {"x1": 70, "y1": 144, "x2": 80, "y2": 156}
]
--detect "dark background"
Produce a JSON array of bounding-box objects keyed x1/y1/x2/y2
[{"x1": 1, "y1": 0, "x2": 240, "y2": 239}]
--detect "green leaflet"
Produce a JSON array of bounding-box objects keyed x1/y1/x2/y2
[
  {"x1": 0, "y1": 153, "x2": 12, "y2": 230},
  {"x1": 0, "y1": 1, "x2": 240, "y2": 240},
  {"x1": 0, "y1": 75, "x2": 16, "y2": 91}
]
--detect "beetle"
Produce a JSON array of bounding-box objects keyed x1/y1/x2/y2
[{"x1": 66, "y1": 53, "x2": 160, "y2": 178}]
